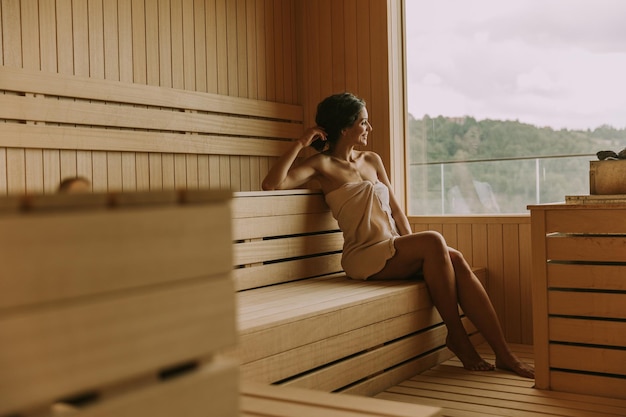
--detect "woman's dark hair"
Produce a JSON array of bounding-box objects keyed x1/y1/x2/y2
[{"x1": 312, "y1": 92, "x2": 366, "y2": 152}]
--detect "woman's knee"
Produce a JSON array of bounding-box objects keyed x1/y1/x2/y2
[
  {"x1": 418, "y1": 231, "x2": 450, "y2": 260},
  {"x1": 449, "y1": 248, "x2": 471, "y2": 270}
]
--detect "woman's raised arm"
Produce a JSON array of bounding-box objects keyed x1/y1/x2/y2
[{"x1": 261, "y1": 127, "x2": 326, "y2": 190}]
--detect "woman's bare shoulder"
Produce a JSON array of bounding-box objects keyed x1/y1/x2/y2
[{"x1": 358, "y1": 150, "x2": 384, "y2": 164}]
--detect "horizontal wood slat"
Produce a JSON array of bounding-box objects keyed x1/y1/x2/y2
[
  {"x1": 550, "y1": 344, "x2": 626, "y2": 376},
  {"x1": 66, "y1": 359, "x2": 239, "y2": 417},
  {"x1": 1, "y1": 202, "x2": 231, "y2": 309},
  {"x1": 0, "y1": 94, "x2": 301, "y2": 140},
  {"x1": 0, "y1": 123, "x2": 290, "y2": 156},
  {"x1": 233, "y1": 232, "x2": 343, "y2": 266},
  {"x1": 0, "y1": 277, "x2": 236, "y2": 415},
  {"x1": 233, "y1": 212, "x2": 339, "y2": 241},
  {"x1": 0, "y1": 66, "x2": 303, "y2": 121},
  {"x1": 546, "y1": 235, "x2": 626, "y2": 262},
  {"x1": 548, "y1": 291, "x2": 626, "y2": 319},
  {"x1": 241, "y1": 381, "x2": 441, "y2": 417},
  {"x1": 550, "y1": 371, "x2": 626, "y2": 401},
  {"x1": 549, "y1": 317, "x2": 626, "y2": 347},
  {"x1": 545, "y1": 207, "x2": 626, "y2": 234},
  {"x1": 232, "y1": 254, "x2": 343, "y2": 291},
  {"x1": 232, "y1": 190, "x2": 330, "y2": 218},
  {"x1": 547, "y1": 263, "x2": 626, "y2": 290}
]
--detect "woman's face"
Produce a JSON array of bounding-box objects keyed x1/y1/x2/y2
[{"x1": 342, "y1": 108, "x2": 372, "y2": 146}]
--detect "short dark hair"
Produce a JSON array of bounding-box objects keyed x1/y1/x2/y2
[{"x1": 313, "y1": 92, "x2": 366, "y2": 151}]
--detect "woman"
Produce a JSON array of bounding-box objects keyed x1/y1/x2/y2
[{"x1": 262, "y1": 92, "x2": 534, "y2": 378}]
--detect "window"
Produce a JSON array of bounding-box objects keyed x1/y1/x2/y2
[{"x1": 404, "y1": 0, "x2": 626, "y2": 215}]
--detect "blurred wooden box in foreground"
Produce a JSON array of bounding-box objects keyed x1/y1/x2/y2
[
  {"x1": 590, "y1": 159, "x2": 626, "y2": 194},
  {"x1": 0, "y1": 190, "x2": 238, "y2": 417}
]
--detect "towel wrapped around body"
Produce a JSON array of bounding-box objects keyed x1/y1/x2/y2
[{"x1": 324, "y1": 180, "x2": 400, "y2": 280}]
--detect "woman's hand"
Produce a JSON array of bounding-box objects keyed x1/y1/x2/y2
[{"x1": 298, "y1": 126, "x2": 327, "y2": 148}]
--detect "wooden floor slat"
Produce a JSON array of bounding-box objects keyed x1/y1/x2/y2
[{"x1": 376, "y1": 343, "x2": 626, "y2": 417}]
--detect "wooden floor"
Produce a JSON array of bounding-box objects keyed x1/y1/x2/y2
[{"x1": 375, "y1": 343, "x2": 626, "y2": 417}]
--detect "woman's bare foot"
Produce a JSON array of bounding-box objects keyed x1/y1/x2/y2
[
  {"x1": 446, "y1": 334, "x2": 495, "y2": 371},
  {"x1": 496, "y1": 356, "x2": 535, "y2": 379}
]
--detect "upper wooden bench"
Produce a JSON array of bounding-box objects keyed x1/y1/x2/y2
[{"x1": 228, "y1": 189, "x2": 486, "y2": 396}]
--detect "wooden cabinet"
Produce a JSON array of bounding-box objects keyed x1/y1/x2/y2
[{"x1": 529, "y1": 201, "x2": 626, "y2": 399}]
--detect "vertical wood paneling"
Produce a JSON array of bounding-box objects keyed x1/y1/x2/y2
[
  {"x1": 76, "y1": 150, "x2": 93, "y2": 187},
  {"x1": 56, "y1": 0, "x2": 74, "y2": 74},
  {"x1": 88, "y1": 0, "x2": 105, "y2": 78},
  {"x1": 131, "y1": 0, "x2": 147, "y2": 84},
  {"x1": 487, "y1": 224, "x2": 505, "y2": 334},
  {"x1": 194, "y1": 0, "x2": 207, "y2": 92},
  {"x1": 40, "y1": 0, "x2": 58, "y2": 72},
  {"x1": 263, "y1": 0, "x2": 275, "y2": 101},
  {"x1": 59, "y1": 150, "x2": 77, "y2": 180},
  {"x1": 272, "y1": 0, "x2": 283, "y2": 101},
  {"x1": 170, "y1": 0, "x2": 184, "y2": 89},
  {"x1": 121, "y1": 152, "x2": 136, "y2": 191},
  {"x1": 161, "y1": 153, "x2": 175, "y2": 189},
  {"x1": 182, "y1": 0, "x2": 196, "y2": 91},
  {"x1": 91, "y1": 151, "x2": 108, "y2": 191},
  {"x1": 149, "y1": 153, "x2": 163, "y2": 190},
  {"x1": 205, "y1": 0, "x2": 218, "y2": 93},
  {"x1": 518, "y1": 223, "x2": 534, "y2": 343},
  {"x1": 330, "y1": 0, "x2": 345, "y2": 92},
  {"x1": 174, "y1": 154, "x2": 187, "y2": 189},
  {"x1": 246, "y1": 0, "x2": 257, "y2": 99},
  {"x1": 145, "y1": 0, "x2": 160, "y2": 86},
  {"x1": 118, "y1": 0, "x2": 133, "y2": 83},
  {"x1": 73, "y1": 1, "x2": 90, "y2": 74},
  {"x1": 158, "y1": 0, "x2": 173, "y2": 87},
  {"x1": 0, "y1": 149, "x2": 7, "y2": 195},
  {"x1": 225, "y1": 0, "x2": 238, "y2": 95},
  {"x1": 135, "y1": 152, "x2": 150, "y2": 190},
  {"x1": 107, "y1": 151, "x2": 123, "y2": 191},
  {"x1": 236, "y1": 0, "x2": 248, "y2": 97},
  {"x1": 43, "y1": 150, "x2": 63, "y2": 193},
  {"x1": 2, "y1": 0, "x2": 301, "y2": 196},
  {"x1": 103, "y1": 0, "x2": 119, "y2": 80},
  {"x1": 503, "y1": 224, "x2": 522, "y2": 342},
  {"x1": 409, "y1": 217, "x2": 534, "y2": 345},
  {"x1": 25, "y1": 149, "x2": 44, "y2": 194},
  {"x1": 342, "y1": 0, "x2": 358, "y2": 93}
]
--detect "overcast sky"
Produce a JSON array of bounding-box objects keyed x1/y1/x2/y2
[{"x1": 405, "y1": 0, "x2": 626, "y2": 130}]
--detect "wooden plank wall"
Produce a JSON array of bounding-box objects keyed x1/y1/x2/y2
[
  {"x1": 0, "y1": 0, "x2": 298, "y2": 195},
  {"x1": 0, "y1": 0, "x2": 531, "y2": 345},
  {"x1": 410, "y1": 215, "x2": 533, "y2": 345},
  {"x1": 295, "y1": 0, "x2": 392, "y2": 166}
]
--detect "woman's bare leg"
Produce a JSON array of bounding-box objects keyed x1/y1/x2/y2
[
  {"x1": 448, "y1": 249, "x2": 534, "y2": 378},
  {"x1": 371, "y1": 231, "x2": 493, "y2": 371}
]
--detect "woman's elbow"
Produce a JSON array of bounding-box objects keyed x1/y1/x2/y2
[{"x1": 261, "y1": 179, "x2": 279, "y2": 191}]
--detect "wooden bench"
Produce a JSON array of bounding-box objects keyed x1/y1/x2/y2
[
  {"x1": 0, "y1": 190, "x2": 238, "y2": 416},
  {"x1": 228, "y1": 189, "x2": 487, "y2": 396}
]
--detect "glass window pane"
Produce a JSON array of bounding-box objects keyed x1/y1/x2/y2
[{"x1": 404, "y1": 0, "x2": 626, "y2": 215}]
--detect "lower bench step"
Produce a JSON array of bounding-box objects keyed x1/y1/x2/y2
[{"x1": 241, "y1": 382, "x2": 441, "y2": 417}]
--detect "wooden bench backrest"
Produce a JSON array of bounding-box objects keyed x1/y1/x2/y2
[
  {"x1": 0, "y1": 67, "x2": 302, "y2": 194},
  {"x1": 0, "y1": 190, "x2": 237, "y2": 415},
  {"x1": 231, "y1": 190, "x2": 344, "y2": 291}
]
